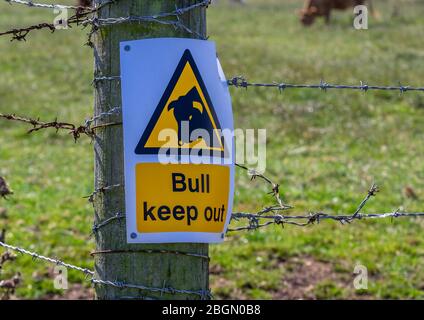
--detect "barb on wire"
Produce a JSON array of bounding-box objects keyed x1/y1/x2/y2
[
  {"x1": 228, "y1": 76, "x2": 424, "y2": 94},
  {"x1": 91, "y1": 212, "x2": 125, "y2": 235},
  {"x1": 0, "y1": 240, "x2": 212, "y2": 299},
  {"x1": 85, "y1": 183, "x2": 122, "y2": 203},
  {"x1": 0, "y1": 177, "x2": 13, "y2": 199},
  {"x1": 85, "y1": 107, "x2": 121, "y2": 130},
  {"x1": 0, "y1": 112, "x2": 121, "y2": 142},
  {"x1": 352, "y1": 183, "x2": 379, "y2": 218},
  {"x1": 92, "y1": 76, "x2": 121, "y2": 86},
  {"x1": 235, "y1": 163, "x2": 291, "y2": 210}
]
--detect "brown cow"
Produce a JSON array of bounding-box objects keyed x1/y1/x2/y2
[{"x1": 300, "y1": 0, "x2": 374, "y2": 26}]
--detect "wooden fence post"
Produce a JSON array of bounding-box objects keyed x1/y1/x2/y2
[{"x1": 93, "y1": 0, "x2": 209, "y2": 300}]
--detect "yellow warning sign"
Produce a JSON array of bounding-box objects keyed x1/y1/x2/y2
[
  {"x1": 135, "y1": 49, "x2": 224, "y2": 155},
  {"x1": 135, "y1": 163, "x2": 230, "y2": 233}
]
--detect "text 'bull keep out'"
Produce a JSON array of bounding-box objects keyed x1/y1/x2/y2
[{"x1": 141, "y1": 172, "x2": 226, "y2": 226}]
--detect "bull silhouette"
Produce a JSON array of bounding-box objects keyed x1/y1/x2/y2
[{"x1": 168, "y1": 86, "x2": 217, "y2": 147}]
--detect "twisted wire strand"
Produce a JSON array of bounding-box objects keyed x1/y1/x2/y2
[
  {"x1": 0, "y1": 241, "x2": 93, "y2": 275},
  {"x1": 0, "y1": 240, "x2": 212, "y2": 299},
  {"x1": 0, "y1": 0, "x2": 210, "y2": 41},
  {"x1": 229, "y1": 211, "x2": 424, "y2": 232},
  {"x1": 3, "y1": 0, "x2": 88, "y2": 10},
  {"x1": 228, "y1": 76, "x2": 424, "y2": 93},
  {"x1": 0, "y1": 111, "x2": 120, "y2": 141}
]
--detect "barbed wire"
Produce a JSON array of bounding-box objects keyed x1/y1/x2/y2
[
  {"x1": 0, "y1": 112, "x2": 93, "y2": 141},
  {"x1": 86, "y1": 0, "x2": 210, "y2": 40},
  {"x1": 85, "y1": 183, "x2": 123, "y2": 204},
  {"x1": 0, "y1": 240, "x2": 94, "y2": 275},
  {"x1": 3, "y1": 0, "x2": 89, "y2": 10},
  {"x1": 0, "y1": 240, "x2": 212, "y2": 299},
  {"x1": 84, "y1": 0, "x2": 210, "y2": 45},
  {"x1": 86, "y1": 0, "x2": 210, "y2": 26},
  {"x1": 228, "y1": 76, "x2": 424, "y2": 94},
  {"x1": 90, "y1": 74, "x2": 424, "y2": 96},
  {"x1": 352, "y1": 183, "x2": 379, "y2": 218},
  {"x1": 89, "y1": 15, "x2": 206, "y2": 40},
  {"x1": 229, "y1": 211, "x2": 424, "y2": 232},
  {"x1": 92, "y1": 75, "x2": 121, "y2": 86},
  {"x1": 230, "y1": 167, "x2": 424, "y2": 231},
  {"x1": 91, "y1": 212, "x2": 125, "y2": 235},
  {"x1": 0, "y1": 0, "x2": 111, "y2": 41},
  {"x1": 235, "y1": 163, "x2": 291, "y2": 210},
  {"x1": 84, "y1": 106, "x2": 121, "y2": 130},
  {"x1": 0, "y1": 0, "x2": 210, "y2": 42},
  {"x1": 0, "y1": 22, "x2": 56, "y2": 41},
  {"x1": 0, "y1": 111, "x2": 121, "y2": 142}
]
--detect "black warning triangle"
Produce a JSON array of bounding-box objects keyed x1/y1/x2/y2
[{"x1": 135, "y1": 49, "x2": 224, "y2": 155}]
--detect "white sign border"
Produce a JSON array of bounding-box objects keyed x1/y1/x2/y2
[{"x1": 120, "y1": 38, "x2": 235, "y2": 244}]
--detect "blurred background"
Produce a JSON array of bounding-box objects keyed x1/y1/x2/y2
[{"x1": 0, "y1": 0, "x2": 423, "y2": 299}]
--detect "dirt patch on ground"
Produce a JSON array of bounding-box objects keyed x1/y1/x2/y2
[
  {"x1": 273, "y1": 256, "x2": 351, "y2": 299},
  {"x1": 211, "y1": 255, "x2": 372, "y2": 300}
]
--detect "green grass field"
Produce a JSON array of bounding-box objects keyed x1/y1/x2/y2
[{"x1": 0, "y1": 0, "x2": 423, "y2": 299}]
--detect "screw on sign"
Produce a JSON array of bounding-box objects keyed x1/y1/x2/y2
[{"x1": 120, "y1": 38, "x2": 235, "y2": 243}]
